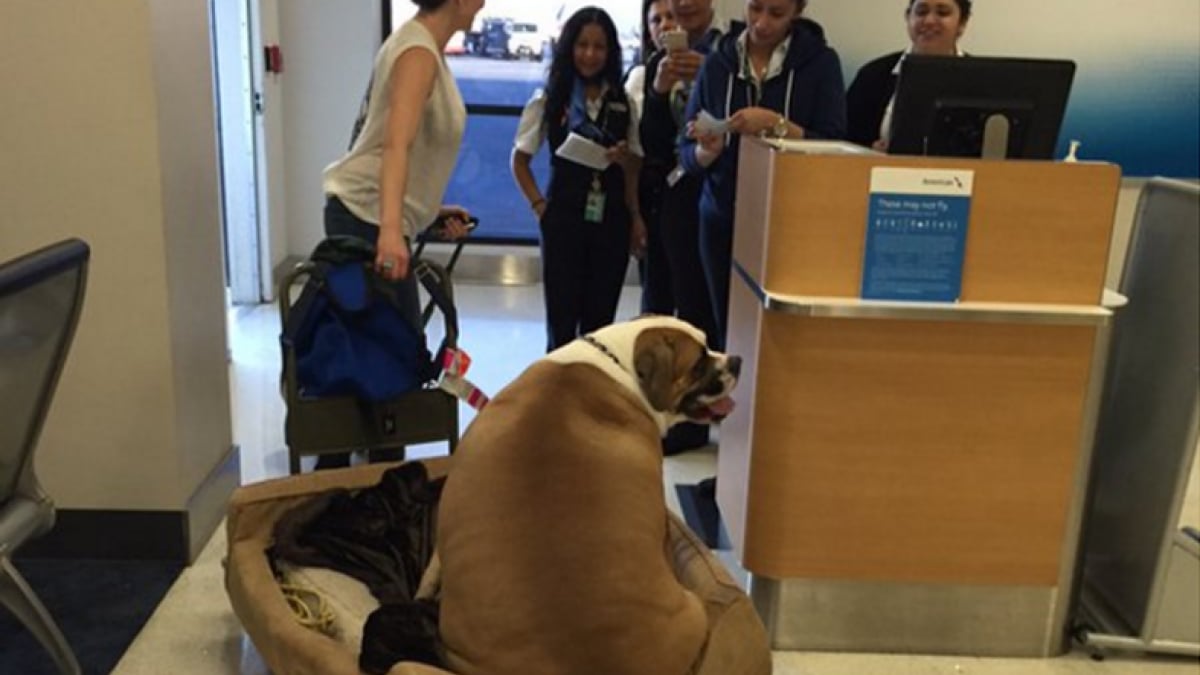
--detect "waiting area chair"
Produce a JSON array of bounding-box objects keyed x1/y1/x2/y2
[{"x1": 0, "y1": 238, "x2": 89, "y2": 675}]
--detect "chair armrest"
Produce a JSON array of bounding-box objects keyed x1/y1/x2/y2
[{"x1": 0, "y1": 495, "x2": 55, "y2": 555}]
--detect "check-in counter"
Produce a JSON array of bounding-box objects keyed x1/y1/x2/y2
[{"x1": 718, "y1": 139, "x2": 1121, "y2": 656}]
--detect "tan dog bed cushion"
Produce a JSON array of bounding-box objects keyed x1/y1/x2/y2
[
  {"x1": 224, "y1": 459, "x2": 771, "y2": 675},
  {"x1": 276, "y1": 562, "x2": 380, "y2": 651}
]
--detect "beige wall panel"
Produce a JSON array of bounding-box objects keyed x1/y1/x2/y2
[{"x1": 0, "y1": 0, "x2": 231, "y2": 512}]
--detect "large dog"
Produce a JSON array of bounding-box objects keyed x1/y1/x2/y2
[{"x1": 430, "y1": 316, "x2": 740, "y2": 675}]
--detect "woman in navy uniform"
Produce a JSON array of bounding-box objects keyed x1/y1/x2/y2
[
  {"x1": 512, "y1": 7, "x2": 647, "y2": 351},
  {"x1": 845, "y1": 0, "x2": 972, "y2": 150}
]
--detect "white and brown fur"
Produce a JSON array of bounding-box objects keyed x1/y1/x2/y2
[{"x1": 425, "y1": 316, "x2": 740, "y2": 675}]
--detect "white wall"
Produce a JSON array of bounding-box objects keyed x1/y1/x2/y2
[
  {"x1": 279, "y1": 0, "x2": 379, "y2": 259},
  {"x1": 255, "y1": 0, "x2": 291, "y2": 296},
  {"x1": 720, "y1": 0, "x2": 1200, "y2": 72},
  {"x1": 0, "y1": 0, "x2": 231, "y2": 522}
]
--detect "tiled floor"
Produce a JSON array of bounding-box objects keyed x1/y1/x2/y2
[{"x1": 111, "y1": 281, "x2": 1198, "y2": 674}]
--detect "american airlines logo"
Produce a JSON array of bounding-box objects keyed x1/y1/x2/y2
[{"x1": 922, "y1": 177, "x2": 964, "y2": 188}]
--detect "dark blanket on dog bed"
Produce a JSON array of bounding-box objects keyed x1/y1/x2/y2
[{"x1": 269, "y1": 462, "x2": 446, "y2": 674}]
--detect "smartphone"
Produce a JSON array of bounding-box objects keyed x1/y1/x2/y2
[{"x1": 662, "y1": 29, "x2": 688, "y2": 53}]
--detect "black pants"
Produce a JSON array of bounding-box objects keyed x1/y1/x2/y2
[
  {"x1": 638, "y1": 171, "x2": 674, "y2": 315},
  {"x1": 698, "y1": 213, "x2": 733, "y2": 352},
  {"x1": 314, "y1": 196, "x2": 417, "y2": 470},
  {"x1": 659, "y1": 176, "x2": 717, "y2": 453},
  {"x1": 660, "y1": 175, "x2": 719, "y2": 349},
  {"x1": 323, "y1": 196, "x2": 422, "y2": 330},
  {"x1": 539, "y1": 199, "x2": 630, "y2": 352}
]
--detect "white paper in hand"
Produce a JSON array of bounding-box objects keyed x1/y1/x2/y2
[
  {"x1": 695, "y1": 110, "x2": 730, "y2": 136},
  {"x1": 554, "y1": 132, "x2": 611, "y2": 171}
]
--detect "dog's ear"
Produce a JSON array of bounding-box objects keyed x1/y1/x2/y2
[{"x1": 634, "y1": 330, "x2": 677, "y2": 411}]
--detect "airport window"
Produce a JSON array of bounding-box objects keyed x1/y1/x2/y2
[{"x1": 386, "y1": 2, "x2": 642, "y2": 243}]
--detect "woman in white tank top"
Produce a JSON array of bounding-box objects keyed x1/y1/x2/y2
[
  {"x1": 316, "y1": 0, "x2": 484, "y2": 470},
  {"x1": 322, "y1": 0, "x2": 484, "y2": 281}
]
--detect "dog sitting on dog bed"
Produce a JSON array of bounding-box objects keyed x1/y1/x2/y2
[{"x1": 431, "y1": 316, "x2": 743, "y2": 675}]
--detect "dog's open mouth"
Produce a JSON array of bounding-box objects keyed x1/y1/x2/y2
[{"x1": 692, "y1": 396, "x2": 736, "y2": 422}]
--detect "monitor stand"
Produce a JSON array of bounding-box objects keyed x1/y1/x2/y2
[{"x1": 981, "y1": 114, "x2": 1011, "y2": 159}]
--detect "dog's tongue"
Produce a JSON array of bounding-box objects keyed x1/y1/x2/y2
[{"x1": 708, "y1": 396, "x2": 735, "y2": 418}]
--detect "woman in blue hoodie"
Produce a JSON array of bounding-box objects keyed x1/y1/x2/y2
[{"x1": 680, "y1": 0, "x2": 846, "y2": 348}]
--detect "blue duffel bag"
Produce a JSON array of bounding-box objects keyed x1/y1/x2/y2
[{"x1": 282, "y1": 236, "x2": 456, "y2": 402}]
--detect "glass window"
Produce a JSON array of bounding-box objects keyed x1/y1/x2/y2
[{"x1": 386, "y1": 2, "x2": 643, "y2": 243}]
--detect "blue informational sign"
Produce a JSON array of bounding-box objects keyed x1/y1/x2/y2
[{"x1": 861, "y1": 168, "x2": 975, "y2": 302}]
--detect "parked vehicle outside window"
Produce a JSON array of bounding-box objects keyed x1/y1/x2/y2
[{"x1": 507, "y1": 22, "x2": 547, "y2": 61}]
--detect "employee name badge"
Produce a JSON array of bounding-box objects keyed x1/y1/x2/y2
[
  {"x1": 584, "y1": 174, "x2": 606, "y2": 223},
  {"x1": 667, "y1": 165, "x2": 686, "y2": 188}
]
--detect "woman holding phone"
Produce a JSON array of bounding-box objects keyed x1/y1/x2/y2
[
  {"x1": 639, "y1": 0, "x2": 724, "y2": 455},
  {"x1": 625, "y1": 0, "x2": 679, "y2": 316},
  {"x1": 625, "y1": 0, "x2": 678, "y2": 113}
]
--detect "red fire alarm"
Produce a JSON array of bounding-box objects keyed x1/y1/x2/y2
[{"x1": 264, "y1": 45, "x2": 284, "y2": 74}]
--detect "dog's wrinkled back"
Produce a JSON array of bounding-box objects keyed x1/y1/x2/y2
[{"x1": 436, "y1": 357, "x2": 708, "y2": 675}]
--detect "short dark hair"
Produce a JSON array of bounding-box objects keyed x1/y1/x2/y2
[
  {"x1": 908, "y1": 0, "x2": 973, "y2": 20},
  {"x1": 411, "y1": 0, "x2": 449, "y2": 11}
]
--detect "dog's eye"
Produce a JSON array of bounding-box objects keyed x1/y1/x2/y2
[{"x1": 691, "y1": 356, "x2": 708, "y2": 377}]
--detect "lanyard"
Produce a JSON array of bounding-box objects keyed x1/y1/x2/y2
[{"x1": 741, "y1": 52, "x2": 764, "y2": 106}]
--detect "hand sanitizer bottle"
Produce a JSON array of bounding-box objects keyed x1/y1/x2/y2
[{"x1": 1064, "y1": 140, "x2": 1081, "y2": 163}]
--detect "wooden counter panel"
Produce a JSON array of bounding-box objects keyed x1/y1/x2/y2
[
  {"x1": 746, "y1": 149, "x2": 1119, "y2": 305},
  {"x1": 730, "y1": 313, "x2": 1097, "y2": 586}
]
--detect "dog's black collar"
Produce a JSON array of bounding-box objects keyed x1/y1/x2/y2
[{"x1": 581, "y1": 334, "x2": 622, "y2": 369}]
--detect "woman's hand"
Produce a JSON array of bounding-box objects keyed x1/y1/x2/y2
[
  {"x1": 872, "y1": 138, "x2": 889, "y2": 153},
  {"x1": 652, "y1": 49, "x2": 704, "y2": 94},
  {"x1": 605, "y1": 140, "x2": 632, "y2": 167},
  {"x1": 629, "y1": 212, "x2": 648, "y2": 258},
  {"x1": 375, "y1": 226, "x2": 410, "y2": 280},
  {"x1": 729, "y1": 107, "x2": 780, "y2": 136},
  {"x1": 436, "y1": 205, "x2": 474, "y2": 241},
  {"x1": 686, "y1": 120, "x2": 726, "y2": 168}
]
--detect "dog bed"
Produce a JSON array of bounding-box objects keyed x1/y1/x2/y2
[{"x1": 224, "y1": 458, "x2": 772, "y2": 675}]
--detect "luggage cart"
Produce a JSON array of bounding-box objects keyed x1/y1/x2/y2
[
  {"x1": 278, "y1": 228, "x2": 470, "y2": 475},
  {"x1": 412, "y1": 214, "x2": 474, "y2": 325}
]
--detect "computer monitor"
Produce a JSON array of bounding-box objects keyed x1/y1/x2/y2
[{"x1": 888, "y1": 55, "x2": 1076, "y2": 160}]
